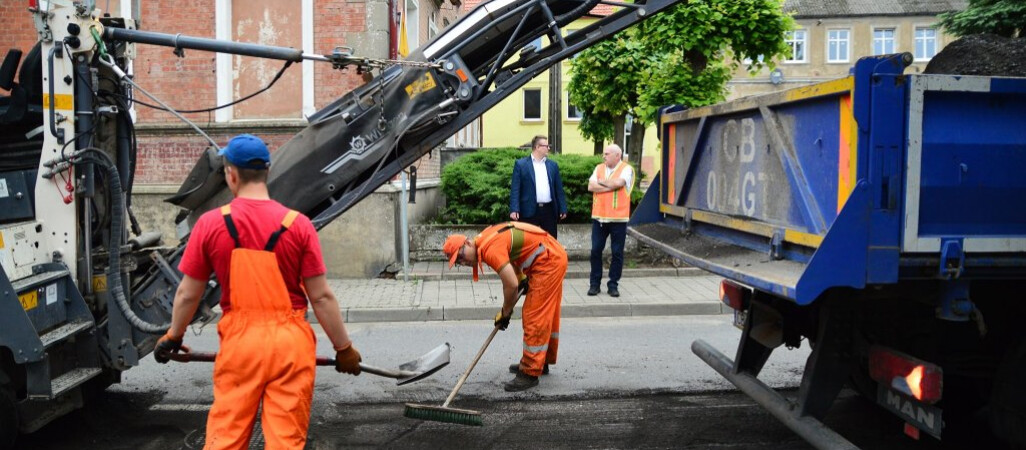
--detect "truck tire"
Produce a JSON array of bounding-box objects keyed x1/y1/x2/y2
[
  {"x1": 990, "y1": 340, "x2": 1026, "y2": 448},
  {"x1": 0, "y1": 382, "x2": 17, "y2": 450}
]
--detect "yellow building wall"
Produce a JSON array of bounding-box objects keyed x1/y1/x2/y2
[{"x1": 480, "y1": 17, "x2": 664, "y2": 183}]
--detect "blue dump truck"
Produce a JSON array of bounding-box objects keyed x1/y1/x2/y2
[{"x1": 629, "y1": 53, "x2": 1026, "y2": 448}]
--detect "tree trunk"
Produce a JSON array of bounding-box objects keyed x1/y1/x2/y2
[
  {"x1": 593, "y1": 139, "x2": 603, "y2": 155},
  {"x1": 613, "y1": 115, "x2": 626, "y2": 148},
  {"x1": 626, "y1": 121, "x2": 645, "y2": 175},
  {"x1": 548, "y1": 63, "x2": 562, "y2": 153}
]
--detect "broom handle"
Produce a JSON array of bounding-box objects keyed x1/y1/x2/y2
[{"x1": 442, "y1": 325, "x2": 500, "y2": 408}]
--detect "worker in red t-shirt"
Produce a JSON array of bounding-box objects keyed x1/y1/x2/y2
[{"x1": 153, "y1": 134, "x2": 361, "y2": 449}]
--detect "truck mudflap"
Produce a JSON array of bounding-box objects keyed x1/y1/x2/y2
[{"x1": 692, "y1": 340, "x2": 858, "y2": 450}]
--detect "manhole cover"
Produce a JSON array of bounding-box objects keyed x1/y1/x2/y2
[{"x1": 184, "y1": 418, "x2": 266, "y2": 449}]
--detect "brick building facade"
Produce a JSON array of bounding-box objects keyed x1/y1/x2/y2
[{"x1": 1, "y1": 0, "x2": 460, "y2": 188}]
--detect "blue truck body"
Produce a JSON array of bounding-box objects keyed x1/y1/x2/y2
[
  {"x1": 632, "y1": 54, "x2": 1026, "y2": 303},
  {"x1": 630, "y1": 54, "x2": 1026, "y2": 445}
]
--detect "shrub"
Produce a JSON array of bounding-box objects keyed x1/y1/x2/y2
[{"x1": 439, "y1": 148, "x2": 644, "y2": 224}]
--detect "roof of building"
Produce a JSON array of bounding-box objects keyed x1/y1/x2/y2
[
  {"x1": 460, "y1": 0, "x2": 967, "y2": 21},
  {"x1": 462, "y1": 0, "x2": 615, "y2": 17},
  {"x1": 785, "y1": 0, "x2": 967, "y2": 18}
]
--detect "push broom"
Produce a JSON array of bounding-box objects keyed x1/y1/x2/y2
[
  {"x1": 403, "y1": 283, "x2": 526, "y2": 426},
  {"x1": 403, "y1": 324, "x2": 500, "y2": 426}
]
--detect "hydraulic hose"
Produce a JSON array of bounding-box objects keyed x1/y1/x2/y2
[
  {"x1": 72, "y1": 148, "x2": 171, "y2": 334},
  {"x1": 553, "y1": 0, "x2": 602, "y2": 27}
]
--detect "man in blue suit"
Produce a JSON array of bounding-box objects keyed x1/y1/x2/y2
[{"x1": 510, "y1": 135, "x2": 567, "y2": 238}]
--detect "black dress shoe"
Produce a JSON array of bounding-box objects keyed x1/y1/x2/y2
[
  {"x1": 504, "y1": 371, "x2": 539, "y2": 392},
  {"x1": 587, "y1": 286, "x2": 600, "y2": 296},
  {"x1": 509, "y1": 363, "x2": 549, "y2": 375},
  {"x1": 608, "y1": 287, "x2": 620, "y2": 297}
]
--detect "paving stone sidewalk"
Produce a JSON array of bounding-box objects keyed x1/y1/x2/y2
[{"x1": 326, "y1": 261, "x2": 726, "y2": 323}]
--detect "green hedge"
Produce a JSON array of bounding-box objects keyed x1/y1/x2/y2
[{"x1": 439, "y1": 148, "x2": 643, "y2": 224}]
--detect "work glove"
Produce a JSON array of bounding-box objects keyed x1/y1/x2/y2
[
  {"x1": 335, "y1": 343, "x2": 362, "y2": 376},
  {"x1": 517, "y1": 275, "x2": 529, "y2": 296},
  {"x1": 494, "y1": 310, "x2": 512, "y2": 331},
  {"x1": 154, "y1": 332, "x2": 184, "y2": 364}
]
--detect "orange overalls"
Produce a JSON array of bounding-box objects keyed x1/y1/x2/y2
[
  {"x1": 475, "y1": 222, "x2": 568, "y2": 377},
  {"x1": 205, "y1": 205, "x2": 316, "y2": 450}
]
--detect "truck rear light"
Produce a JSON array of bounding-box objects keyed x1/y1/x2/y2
[
  {"x1": 719, "y1": 280, "x2": 751, "y2": 311},
  {"x1": 869, "y1": 346, "x2": 943, "y2": 403}
]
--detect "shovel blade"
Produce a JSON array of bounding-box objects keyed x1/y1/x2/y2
[{"x1": 396, "y1": 343, "x2": 451, "y2": 386}]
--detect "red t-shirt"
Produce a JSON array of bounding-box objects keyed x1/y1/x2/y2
[{"x1": 178, "y1": 197, "x2": 326, "y2": 312}]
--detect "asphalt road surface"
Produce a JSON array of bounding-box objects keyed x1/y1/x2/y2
[{"x1": 15, "y1": 316, "x2": 1004, "y2": 449}]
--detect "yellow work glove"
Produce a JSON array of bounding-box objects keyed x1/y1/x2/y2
[{"x1": 494, "y1": 310, "x2": 512, "y2": 331}]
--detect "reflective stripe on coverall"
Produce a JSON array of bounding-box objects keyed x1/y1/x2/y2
[
  {"x1": 205, "y1": 205, "x2": 316, "y2": 450},
  {"x1": 476, "y1": 222, "x2": 568, "y2": 377}
]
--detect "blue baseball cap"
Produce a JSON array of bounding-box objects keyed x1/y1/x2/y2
[{"x1": 218, "y1": 134, "x2": 271, "y2": 170}]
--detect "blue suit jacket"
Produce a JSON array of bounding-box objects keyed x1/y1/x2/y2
[{"x1": 510, "y1": 156, "x2": 568, "y2": 218}]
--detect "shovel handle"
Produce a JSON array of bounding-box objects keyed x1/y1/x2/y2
[{"x1": 168, "y1": 351, "x2": 414, "y2": 379}]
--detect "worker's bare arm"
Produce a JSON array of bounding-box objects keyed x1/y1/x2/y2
[
  {"x1": 604, "y1": 176, "x2": 627, "y2": 189},
  {"x1": 167, "y1": 274, "x2": 207, "y2": 340},
  {"x1": 305, "y1": 274, "x2": 353, "y2": 351},
  {"x1": 588, "y1": 178, "x2": 612, "y2": 192}
]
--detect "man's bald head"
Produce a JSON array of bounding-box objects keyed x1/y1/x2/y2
[{"x1": 602, "y1": 144, "x2": 623, "y2": 168}]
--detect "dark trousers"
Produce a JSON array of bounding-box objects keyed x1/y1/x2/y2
[
  {"x1": 523, "y1": 202, "x2": 558, "y2": 238},
  {"x1": 590, "y1": 220, "x2": 626, "y2": 289}
]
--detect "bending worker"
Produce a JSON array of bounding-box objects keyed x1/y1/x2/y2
[
  {"x1": 442, "y1": 221, "x2": 568, "y2": 391},
  {"x1": 153, "y1": 134, "x2": 362, "y2": 449}
]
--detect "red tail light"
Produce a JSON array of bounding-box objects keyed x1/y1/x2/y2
[
  {"x1": 719, "y1": 280, "x2": 751, "y2": 311},
  {"x1": 29, "y1": 0, "x2": 40, "y2": 9},
  {"x1": 869, "y1": 346, "x2": 943, "y2": 403}
]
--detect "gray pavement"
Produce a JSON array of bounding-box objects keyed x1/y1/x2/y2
[{"x1": 326, "y1": 261, "x2": 726, "y2": 323}]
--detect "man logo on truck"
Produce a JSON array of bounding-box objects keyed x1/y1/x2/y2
[{"x1": 882, "y1": 388, "x2": 941, "y2": 437}]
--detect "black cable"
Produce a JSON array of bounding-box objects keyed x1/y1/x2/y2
[
  {"x1": 72, "y1": 147, "x2": 169, "y2": 334},
  {"x1": 113, "y1": 60, "x2": 293, "y2": 114}
]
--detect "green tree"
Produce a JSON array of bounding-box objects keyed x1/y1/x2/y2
[
  {"x1": 568, "y1": 0, "x2": 793, "y2": 168},
  {"x1": 567, "y1": 32, "x2": 652, "y2": 158},
  {"x1": 939, "y1": 0, "x2": 1025, "y2": 38}
]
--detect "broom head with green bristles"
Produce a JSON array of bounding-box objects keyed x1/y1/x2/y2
[{"x1": 403, "y1": 402, "x2": 483, "y2": 426}]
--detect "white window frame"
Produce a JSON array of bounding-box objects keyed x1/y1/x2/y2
[
  {"x1": 742, "y1": 54, "x2": 765, "y2": 65},
  {"x1": 826, "y1": 29, "x2": 850, "y2": 63},
  {"x1": 914, "y1": 26, "x2": 938, "y2": 61},
  {"x1": 872, "y1": 27, "x2": 896, "y2": 56},
  {"x1": 784, "y1": 30, "x2": 807, "y2": 64},
  {"x1": 523, "y1": 88, "x2": 542, "y2": 121},
  {"x1": 565, "y1": 92, "x2": 582, "y2": 121},
  {"x1": 428, "y1": 11, "x2": 438, "y2": 38},
  {"x1": 215, "y1": 0, "x2": 314, "y2": 121}
]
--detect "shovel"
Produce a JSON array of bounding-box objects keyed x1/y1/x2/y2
[{"x1": 168, "y1": 343, "x2": 450, "y2": 386}]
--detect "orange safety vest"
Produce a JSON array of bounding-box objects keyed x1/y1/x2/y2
[
  {"x1": 591, "y1": 161, "x2": 631, "y2": 221},
  {"x1": 472, "y1": 221, "x2": 550, "y2": 281}
]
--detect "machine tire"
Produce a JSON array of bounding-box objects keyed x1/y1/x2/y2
[
  {"x1": 990, "y1": 339, "x2": 1026, "y2": 448},
  {"x1": 0, "y1": 381, "x2": 17, "y2": 450}
]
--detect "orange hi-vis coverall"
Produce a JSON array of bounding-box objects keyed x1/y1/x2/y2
[
  {"x1": 475, "y1": 222, "x2": 568, "y2": 377},
  {"x1": 205, "y1": 206, "x2": 317, "y2": 450}
]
